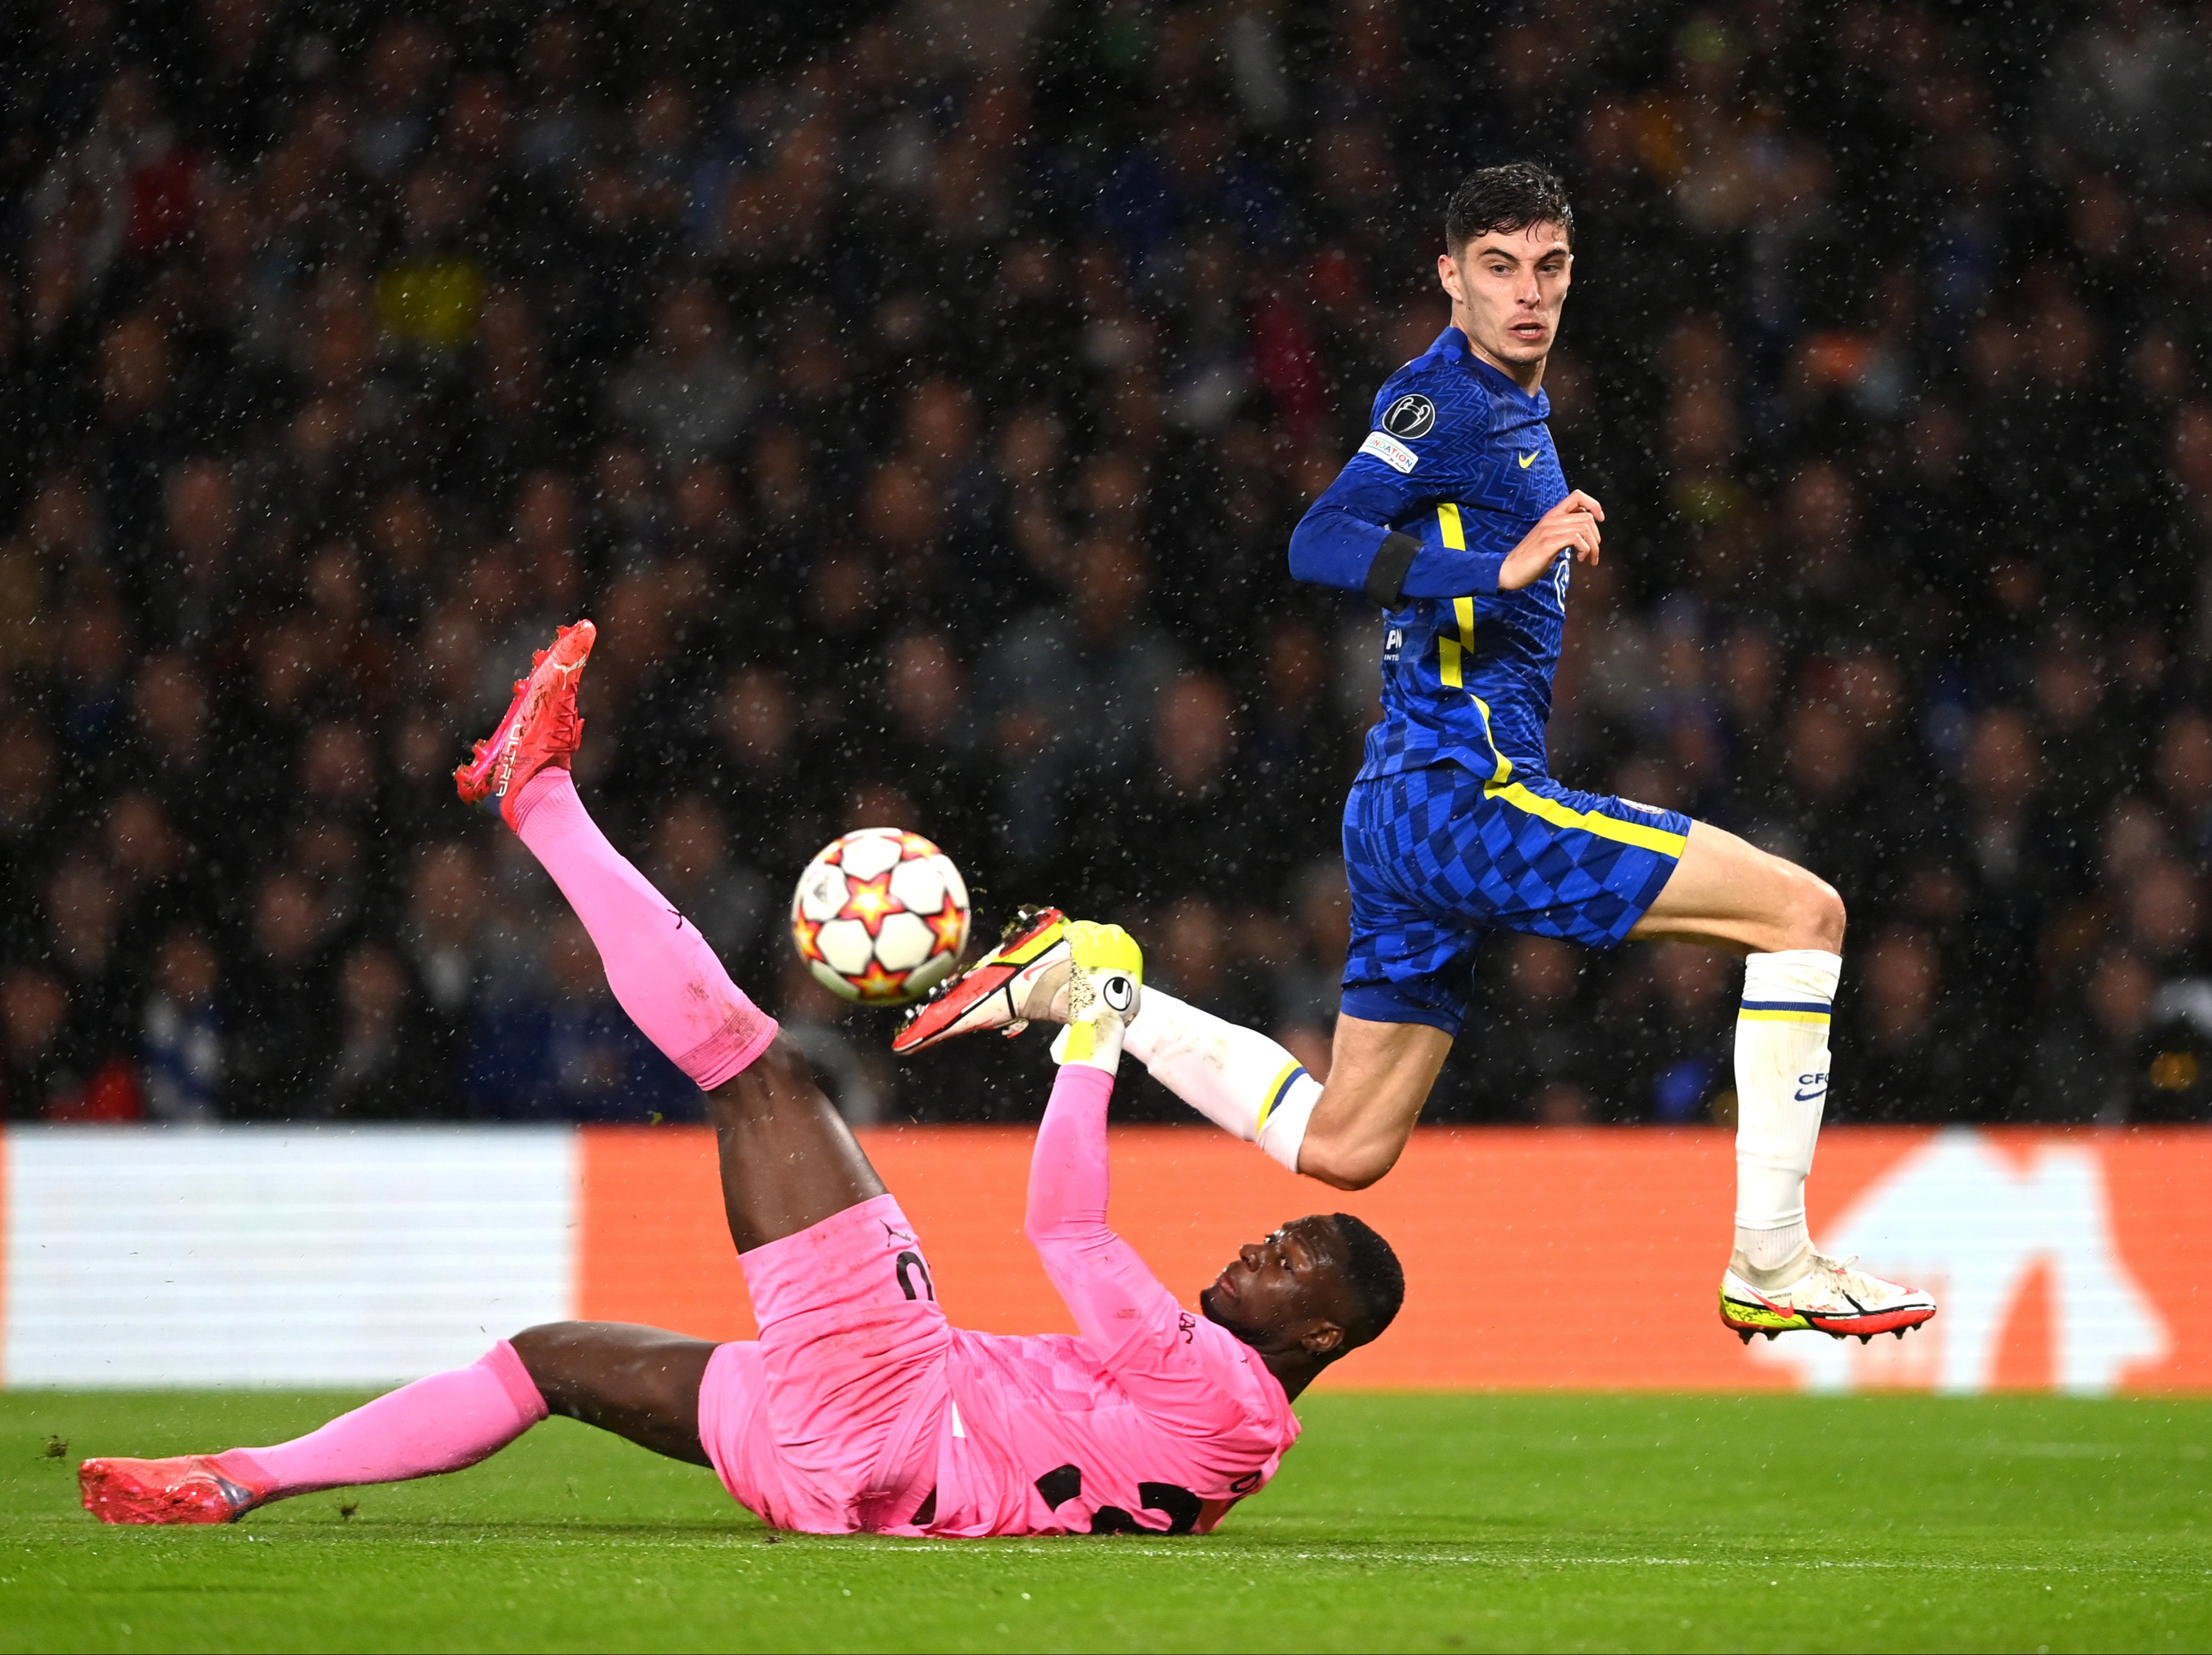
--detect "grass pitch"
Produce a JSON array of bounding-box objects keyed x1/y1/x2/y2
[{"x1": 2, "y1": 1391, "x2": 2207, "y2": 1653}]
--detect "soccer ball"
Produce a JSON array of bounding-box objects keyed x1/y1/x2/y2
[{"x1": 791, "y1": 828, "x2": 971, "y2": 1004}]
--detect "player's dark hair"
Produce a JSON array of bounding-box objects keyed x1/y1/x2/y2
[
  {"x1": 1329, "y1": 1213, "x2": 1405, "y2": 1347},
  {"x1": 1444, "y1": 162, "x2": 1574, "y2": 251}
]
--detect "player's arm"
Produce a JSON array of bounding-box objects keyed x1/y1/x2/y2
[
  {"x1": 1289, "y1": 457, "x2": 1605, "y2": 603},
  {"x1": 1497, "y1": 492, "x2": 1604, "y2": 590},
  {"x1": 1023, "y1": 1063, "x2": 1248, "y2": 1430}
]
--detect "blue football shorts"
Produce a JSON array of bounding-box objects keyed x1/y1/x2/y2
[{"x1": 1340, "y1": 762, "x2": 1693, "y2": 1037}]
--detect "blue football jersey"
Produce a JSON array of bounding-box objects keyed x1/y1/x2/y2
[{"x1": 1294, "y1": 327, "x2": 1573, "y2": 787}]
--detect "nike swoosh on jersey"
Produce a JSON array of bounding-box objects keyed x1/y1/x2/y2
[{"x1": 1518, "y1": 451, "x2": 1536, "y2": 468}]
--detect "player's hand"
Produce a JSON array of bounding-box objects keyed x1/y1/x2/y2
[{"x1": 1498, "y1": 491, "x2": 1604, "y2": 590}]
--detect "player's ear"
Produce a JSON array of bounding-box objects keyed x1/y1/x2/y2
[
  {"x1": 1437, "y1": 250, "x2": 1463, "y2": 303},
  {"x1": 1300, "y1": 1320, "x2": 1346, "y2": 1358}
]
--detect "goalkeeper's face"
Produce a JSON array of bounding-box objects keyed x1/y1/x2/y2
[{"x1": 1199, "y1": 1215, "x2": 1361, "y2": 1362}]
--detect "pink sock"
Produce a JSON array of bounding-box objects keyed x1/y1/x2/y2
[
  {"x1": 218, "y1": 1341, "x2": 548, "y2": 1500},
  {"x1": 511, "y1": 770, "x2": 777, "y2": 1088}
]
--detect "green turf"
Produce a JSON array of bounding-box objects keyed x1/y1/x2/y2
[{"x1": 2, "y1": 1391, "x2": 2207, "y2": 1653}]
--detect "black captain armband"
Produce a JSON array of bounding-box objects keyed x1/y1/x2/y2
[{"x1": 1363, "y1": 531, "x2": 1423, "y2": 608}]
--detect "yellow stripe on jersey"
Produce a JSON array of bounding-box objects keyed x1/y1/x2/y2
[
  {"x1": 1472, "y1": 693, "x2": 1511, "y2": 785},
  {"x1": 1437, "y1": 580, "x2": 1476, "y2": 690},
  {"x1": 1468, "y1": 699, "x2": 1688, "y2": 855},
  {"x1": 1438, "y1": 502, "x2": 1465, "y2": 549},
  {"x1": 1482, "y1": 780, "x2": 1690, "y2": 856}
]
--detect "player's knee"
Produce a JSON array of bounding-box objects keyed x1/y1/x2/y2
[
  {"x1": 1296, "y1": 1135, "x2": 1397, "y2": 1192},
  {"x1": 509, "y1": 1321, "x2": 570, "y2": 1357},
  {"x1": 1787, "y1": 875, "x2": 1846, "y2": 953},
  {"x1": 508, "y1": 1322, "x2": 586, "y2": 1402}
]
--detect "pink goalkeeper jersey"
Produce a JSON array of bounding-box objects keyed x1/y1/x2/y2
[{"x1": 917, "y1": 1064, "x2": 1299, "y2": 1537}]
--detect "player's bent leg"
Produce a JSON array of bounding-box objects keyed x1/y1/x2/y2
[
  {"x1": 1627, "y1": 821, "x2": 1933, "y2": 1340},
  {"x1": 707, "y1": 1032, "x2": 887, "y2": 1254},
  {"x1": 1078, "y1": 768, "x2": 1485, "y2": 1186},
  {"x1": 1625, "y1": 820, "x2": 1844, "y2": 955},
  {"x1": 1630, "y1": 821, "x2": 1846, "y2": 1279},
  {"x1": 509, "y1": 1322, "x2": 719, "y2": 1466},
  {"x1": 1286, "y1": 1014, "x2": 1454, "y2": 1190},
  {"x1": 1113, "y1": 984, "x2": 1446, "y2": 1186},
  {"x1": 1631, "y1": 824, "x2": 1841, "y2": 1280}
]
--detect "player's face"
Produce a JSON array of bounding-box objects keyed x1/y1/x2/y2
[
  {"x1": 1439, "y1": 222, "x2": 1573, "y2": 378},
  {"x1": 1200, "y1": 1216, "x2": 1350, "y2": 1357}
]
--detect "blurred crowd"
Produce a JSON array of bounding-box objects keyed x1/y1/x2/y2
[{"x1": 4, "y1": 0, "x2": 2211, "y2": 1129}]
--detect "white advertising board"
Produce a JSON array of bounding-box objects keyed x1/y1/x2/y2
[{"x1": 4, "y1": 1129, "x2": 576, "y2": 1387}]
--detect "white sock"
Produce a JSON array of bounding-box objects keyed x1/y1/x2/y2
[
  {"x1": 1733, "y1": 949, "x2": 1840, "y2": 1270},
  {"x1": 1123, "y1": 989, "x2": 1321, "y2": 1173}
]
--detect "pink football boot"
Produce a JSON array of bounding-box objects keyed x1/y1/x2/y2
[
  {"x1": 80, "y1": 1455, "x2": 267, "y2": 1525},
  {"x1": 453, "y1": 619, "x2": 595, "y2": 830}
]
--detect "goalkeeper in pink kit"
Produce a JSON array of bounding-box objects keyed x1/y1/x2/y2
[{"x1": 80, "y1": 623, "x2": 1403, "y2": 1537}]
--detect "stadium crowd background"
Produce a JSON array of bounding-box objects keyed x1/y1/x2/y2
[{"x1": 3, "y1": 0, "x2": 2210, "y2": 1129}]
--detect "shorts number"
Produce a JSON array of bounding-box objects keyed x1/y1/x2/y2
[{"x1": 895, "y1": 1251, "x2": 934, "y2": 1301}]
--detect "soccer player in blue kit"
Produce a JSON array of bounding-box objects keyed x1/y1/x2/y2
[{"x1": 902, "y1": 164, "x2": 1935, "y2": 1345}]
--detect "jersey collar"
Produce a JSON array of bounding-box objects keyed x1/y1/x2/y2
[{"x1": 1435, "y1": 326, "x2": 1551, "y2": 416}]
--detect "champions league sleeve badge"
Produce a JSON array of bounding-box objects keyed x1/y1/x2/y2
[{"x1": 1381, "y1": 394, "x2": 1436, "y2": 439}]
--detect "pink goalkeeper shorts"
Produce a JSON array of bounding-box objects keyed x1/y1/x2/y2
[{"x1": 696, "y1": 1193, "x2": 948, "y2": 1534}]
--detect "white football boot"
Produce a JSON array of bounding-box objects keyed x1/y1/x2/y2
[{"x1": 1720, "y1": 1247, "x2": 1937, "y2": 1343}]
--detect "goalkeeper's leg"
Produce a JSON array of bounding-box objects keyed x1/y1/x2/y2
[
  {"x1": 457, "y1": 617, "x2": 779, "y2": 1094},
  {"x1": 81, "y1": 1328, "x2": 715, "y2": 1524}
]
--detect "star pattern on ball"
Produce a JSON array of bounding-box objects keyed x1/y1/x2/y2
[
  {"x1": 925, "y1": 902, "x2": 966, "y2": 954},
  {"x1": 836, "y1": 870, "x2": 898, "y2": 936},
  {"x1": 849, "y1": 959, "x2": 910, "y2": 1001},
  {"x1": 790, "y1": 913, "x2": 825, "y2": 962}
]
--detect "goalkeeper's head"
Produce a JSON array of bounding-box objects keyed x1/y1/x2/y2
[{"x1": 1199, "y1": 1213, "x2": 1404, "y2": 1394}]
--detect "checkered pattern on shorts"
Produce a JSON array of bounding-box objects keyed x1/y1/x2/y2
[{"x1": 1340, "y1": 763, "x2": 1691, "y2": 1035}]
